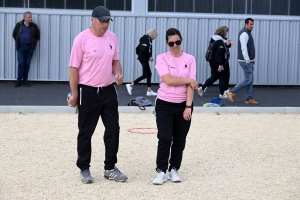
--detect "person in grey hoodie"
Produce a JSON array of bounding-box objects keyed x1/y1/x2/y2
[{"x1": 198, "y1": 26, "x2": 233, "y2": 99}]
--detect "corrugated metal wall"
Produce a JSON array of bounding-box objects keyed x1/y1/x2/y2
[{"x1": 0, "y1": 8, "x2": 299, "y2": 85}]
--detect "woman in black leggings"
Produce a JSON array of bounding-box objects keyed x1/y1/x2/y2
[{"x1": 126, "y1": 29, "x2": 158, "y2": 96}]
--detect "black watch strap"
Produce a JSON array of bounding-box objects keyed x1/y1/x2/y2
[{"x1": 185, "y1": 105, "x2": 192, "y2": 108}]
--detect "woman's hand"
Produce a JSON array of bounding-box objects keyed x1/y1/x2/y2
[
  {"x1": 189, "y1": 79, "x2": 199, "y2": 90},
  {"x1": 183, "y1": 108, "x2": 192, "y2": 121},
  {"x1": 218, "y1": 65, "x2": 222, "y2": 72}
]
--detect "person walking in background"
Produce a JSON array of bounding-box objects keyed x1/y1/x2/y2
[
  {"x1": 126, "y1": 29, "x2": 158, "y2": 96},
  {"x1": 153, "y1": 28, "x2": 198, "y2": 185},
  {"x1": 226, "y1": 18, "x2": 259, "y2": 105},
  {"x1": 197, "y1": 26, "x2": 232, "y2": 99},
  {"x1": 12, "y1": 11, "x2": 40, "y2": 87},
  {"x1": 67, "y1": 6, "x2": 128, "y2": 184}
]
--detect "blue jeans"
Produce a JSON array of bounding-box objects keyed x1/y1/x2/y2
[
  {"x1": 230, "y1": 62, "x2": 254, "y2": 101},
  {"x1": 17, "y1": 45, "x2": 34, "y2": 83}
]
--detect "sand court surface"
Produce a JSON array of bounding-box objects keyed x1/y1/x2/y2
[{"x1": 1, "y1": 113, "x2": 300, "y2": 199}]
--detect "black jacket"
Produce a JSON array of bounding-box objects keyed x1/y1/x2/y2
[
  {"x1": 209, "y1": 38, "x2": 231, "y2": 68},
  {"x1": 12, "y1": 20, "x2": 40, "y2": 50},
  {"x1": 137, "y1": 35, "x2": 152, "y2": 61}
]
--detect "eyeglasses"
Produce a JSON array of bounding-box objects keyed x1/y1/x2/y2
[{"x1": 168, "y1": 40, "x2": 181, "y2": 47}]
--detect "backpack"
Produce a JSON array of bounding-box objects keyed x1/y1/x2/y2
[
  {"x1": 135, "y1": 43, "x2": 141, "y2": 55},
  {"x1": 211, "y1": 97, "x2": 226, "y2": 107},
  {"x1": 205, "y1": 40, "x2": 217, "y2": 62},
  {"x1": 128, "y1": 96, "x2": 153, "y2": 110}
]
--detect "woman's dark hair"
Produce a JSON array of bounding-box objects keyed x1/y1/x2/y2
[{"x1": 165, "y1": 28, "x2": 182, "y2": 42}]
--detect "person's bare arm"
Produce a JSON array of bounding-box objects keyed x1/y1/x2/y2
[
  {"x1": 160, "y1": 74, "x2": 198, "y2": 90},
  {"x1": 67, "y1": 67, "x2": 78, "y2": 107},
  {"x1": 112, "y1": 60, "x2": 124, "y2": 85},
  {"x1": 183, "y1": 85, "x2": 194, "y2": 121}
]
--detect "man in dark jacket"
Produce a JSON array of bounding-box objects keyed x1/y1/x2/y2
[{"x1": 12, "y1": 11, "x2": 40, "y2": 87}]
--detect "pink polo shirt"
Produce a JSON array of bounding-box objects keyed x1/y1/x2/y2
[
  {"x1": 69, "y1": 28, "x2": 119, "y2": 87},
  {"x1": 155, "y1": 51, "x2": 196, "y2": 103}
]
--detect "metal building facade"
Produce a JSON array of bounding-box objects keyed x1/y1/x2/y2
[{"x1": 0, "y1": 5, "x2": 299, "y2": 85}]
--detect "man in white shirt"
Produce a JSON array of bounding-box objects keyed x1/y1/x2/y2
[{"x1": 227, "y1": 18, "x2": 259, "y2": 105}]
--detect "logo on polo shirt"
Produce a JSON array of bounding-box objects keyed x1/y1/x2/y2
[
  {"x1": 183, "y1": 62, "x2": 189, "y2": 69},
  {"x1": 107, "y1": 43, "x2": 114, "y2": 51}
]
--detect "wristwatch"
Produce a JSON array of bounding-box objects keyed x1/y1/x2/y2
[{"x1": 185, "y1": 105, "x2": 192, "y2": 108}]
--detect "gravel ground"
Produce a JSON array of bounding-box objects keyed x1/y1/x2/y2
[{"x1": 1, "y1": 113, "x2": 299, "y2": 200}]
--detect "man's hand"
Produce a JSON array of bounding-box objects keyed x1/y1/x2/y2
[
  {"x1": 115, "y1": 74, "x2": 124, "y2": 85},
  {"x1": 67, "y1": 95, "x2": 78, "y2": 107},
  {"x1": 149, "y1": 57, "x2": 154, "y2": 62}
]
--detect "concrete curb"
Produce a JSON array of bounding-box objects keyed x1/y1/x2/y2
[{"x1": 0, "y1": 106, "x2": 300, "y2": 114}]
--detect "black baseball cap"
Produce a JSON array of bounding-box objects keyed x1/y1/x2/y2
[{"x1": 92, "y1": 6, "x2": 113, "y2": 22}]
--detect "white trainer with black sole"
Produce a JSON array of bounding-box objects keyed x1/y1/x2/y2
[
  {"x1": 168, "y1": 168, "x2": 181, "y2": 182},
  {"x1": 153, "y1": 172, "x2": 167, "y2": 185}
]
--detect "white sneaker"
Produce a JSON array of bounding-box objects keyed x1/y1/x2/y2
[
  {"x1": 197, "y1": 87, "x2": 203, "y2": 97},
  {"x1": 153, "y1": 172, "x2": 167, "y2": 185},
  {"x1": 146, "y1": 90, "x2": 157, "y2": 96},
  {"x1": 219, "y1": 94, "x2": 228, "y2": 99},
  {"x1": 224, "y1": 89, "x2": 229, "y2": 95},
  {"x1": 168, "y1": 168, "x2": 181, "y2": 182},
  {"x1": 202, "y1": 82, "x2": 208, "y2": 93},
  {"x1": 126, "y1": 84, "x2": 132, "y2": 95}
]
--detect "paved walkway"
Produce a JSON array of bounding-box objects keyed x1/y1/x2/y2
[{"x1": 0, "y1": 81, "x2": 299, "y2": 113}]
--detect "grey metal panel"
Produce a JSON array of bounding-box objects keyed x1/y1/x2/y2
[
  {"x1": 5, "y1": 14, "x2": 18, "y2": 80},
  {"x1": 288, "y1": 22, "x2": 300, "y2": 84},
  {"x1": 60, "y1": 15, "x2": 72, "y2": 80},
  {"x1": 38, "y1": 14, "x2": 50, "y2": 80},
  {"x1": 0, "y1": 8, "x2": 299, "y2": 85},
  {"x1": 147, "y1": 18, "x2": 159, "y2": 84},
  {"x1": 0, "y1": 13, "x2": 5, "y2": 79},
  {"x1": 123, "y1": 17, "x2": 135, "y2": 83}
]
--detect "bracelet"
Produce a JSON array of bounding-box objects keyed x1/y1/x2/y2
[{"x1": 185, "y1": 105, "x2": 192, "y2": 108}]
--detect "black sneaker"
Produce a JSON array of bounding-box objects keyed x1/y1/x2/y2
[
  {"x1": 23, "y1": 82, "x2": 30, "y2": 87},
  {"x1": 14, "y1": 83, "x2": 22, "y2": 87},
  {"x1": 80, "y1": 169, "x2": 93, "y2": 184}
]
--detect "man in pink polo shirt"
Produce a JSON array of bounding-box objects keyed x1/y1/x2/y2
[{"x1": 67, "y1": 6, "x2": 127, "y2": 184}]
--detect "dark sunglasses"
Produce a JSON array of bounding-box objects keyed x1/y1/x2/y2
[{"x1": 168, "y1": 40, "x2": 181, "y2": 47}]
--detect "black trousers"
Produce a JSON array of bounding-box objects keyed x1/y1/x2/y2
[
  {"x1": 202, "y1": 63, "x2": 230, "y2": 95},
  {"x1": 76, "y1": 84, "x2": 120, "y2": 170},
  {"x1": 155, "y1": 98, "x2": 192, "y2": 173},
  {"x1": 133, "y1": 60, "x2": 152, "y2": 87}
]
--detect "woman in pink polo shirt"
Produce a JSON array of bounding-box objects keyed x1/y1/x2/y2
[{"x1": 152, "y1": 28, "x2": 198, "y2": 185}]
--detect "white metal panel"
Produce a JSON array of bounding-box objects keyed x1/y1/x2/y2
[
  {"x1": 288, "y1": 22, "x2": 300, "y2": 85},
  {"x1": 60, "y1": 15, "x2": 72, "y2": 80},
  {"x1": 5, "y1": 14, "x2": 19, "y2": 80},
  {"x1": 38, "y1": 14, "x2": 50, "y2": 80},
  {"x1": 146, "y1": 18, "x2": 159, "y2": 84},
  {"x1": 0, "y1": 13, "x2": 5, "y2": 79},
  {"x1": 0, "y1": 8, "x2": 299, "y2": 85},
  {"x1": 256, "y1": 20, "x2": 270, "y2": 84}
]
